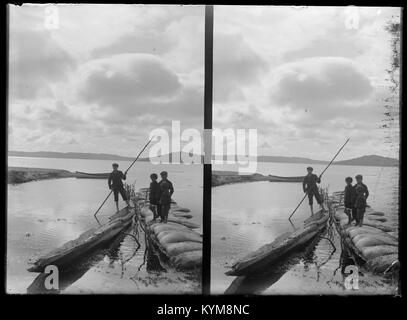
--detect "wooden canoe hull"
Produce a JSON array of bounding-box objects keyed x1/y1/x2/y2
[
  {"x1": 74, "y1": 171, "x2": 110, "y2": 179},
  {"x1": 226, "y1": 211, "x2": 328, "y2": 276},
  {"x1": 27, "y1": 208, "x2": 135, "y2": 273}
]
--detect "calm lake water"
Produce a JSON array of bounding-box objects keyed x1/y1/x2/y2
[
  {"x1": 8, "y1": 157, "x2": 399, "y2": 294},
  {"x1": 7, "y1": 156, "x2": 202, "y2": 294},
  {"x1": 211, "y1": 162, "x2": 399, "y2": 295}
]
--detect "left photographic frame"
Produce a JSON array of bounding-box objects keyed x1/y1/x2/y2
[{"x1": 6, "y1": 4, "x2": 204, "y2": 294}]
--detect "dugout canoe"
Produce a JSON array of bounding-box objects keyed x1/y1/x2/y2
[
  {"x1": 225, "y1": 210, "x2": 329, "y2": 276},
  {"x1": 268, "y1": 175, "x2": 304, "y2": 183},
  {"x1": 27, "y1": 207, "x2": 135, "y2": 273},
  {"x1": 74, "y1": 171, "x2": 110, "y2": 179}
]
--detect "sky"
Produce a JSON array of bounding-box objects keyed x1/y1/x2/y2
[
  {"x1": 8, "y1": 4, "x2": 204, "y2": 157},
  {"x1": 8, "y1": 5, "x2": 400, "y2": 161},
  {"x1": 213, "y1": 6, "x2": 400, "y2": 160}
]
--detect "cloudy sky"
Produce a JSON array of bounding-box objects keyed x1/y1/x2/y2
[
  {"x1": 213, "y1": 6, "x2": 400, "y2": 160},
  {"x1": 9, "y1": 4, "x2": 204, "y2": 157}
]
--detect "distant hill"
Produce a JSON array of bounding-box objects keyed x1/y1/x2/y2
[
  {"x1": 8, "y1": 150, "x2": 204, "y2": 163},
  {"x1": 257, "y1": 154, "x2": 398, "y2": 167},
  {"x1": 334, "y1": 155, "x2": 399, "y2": 167},
  {"x1": 8, "y1": 151, "x2": 398, "y2": 167},
  {"x1": 9, "y1": 151, "x2": 141, "y2": 161},
  {"x1": 257, "y1": 155, "x2": 327, "y2": 164}
]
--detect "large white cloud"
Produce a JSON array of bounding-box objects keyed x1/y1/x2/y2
[
  {"x1": 271, "y1": 57, "x2": 373, "y2": 107},
  {"x1": 8, "y1": 5, "x2": 204, "y2": 155},
  {"x1": 79, "y1": 54, "x2": 182, "y2": 106},
  {"x1": 213, "y1": 6, "x2": 400, "y2": 160}
]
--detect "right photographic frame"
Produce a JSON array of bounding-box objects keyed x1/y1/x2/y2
[{"x1": 210, "y1": 6, "x2": 401, "y2": 295}]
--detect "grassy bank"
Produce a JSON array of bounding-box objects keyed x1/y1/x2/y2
[{"x1": 8, "y1": 167, "x2": 75, "y2": 184}]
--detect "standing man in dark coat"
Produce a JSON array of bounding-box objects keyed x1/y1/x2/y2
[
  {"x1": 158, "y1": 171, "x2": 174, "y2": 223},
  {"x1": 108, "y1": 163, "x2": 130, "y2": 212},
  {"x1": 354, "y1": 174, "x2": 369, "y2": 226},
  {"x1": 149, "y1": 173, "x2": 161, "y2": 221},
  {"x1": 303, "y1": 166, "x2": 326, "y2": 216},
  {"x1": 344, "y1": 176, "x2": 357, "y2": 225}
]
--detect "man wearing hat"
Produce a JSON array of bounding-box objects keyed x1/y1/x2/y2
[
  {"x1": 108, "y1": 163, "x2": 131, "y2": 212},
  {"x1": 158, "y1": 171, "x2": 174, "y2": 223},
  {"x1": 303, "y1": 166, "x2": 326, "y2": 216}
]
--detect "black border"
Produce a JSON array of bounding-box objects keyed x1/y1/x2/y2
[{"x1": 203, "y1": 4, "x2": 213, "y2": 295}]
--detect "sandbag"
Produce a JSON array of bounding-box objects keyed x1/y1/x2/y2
[
  {"x1": 167, "y1": 217, "x2": 199, "y2": 229},
  {"x1": 164, "y1": 241, "x2": 202, "y2": 257},
  {"x1": 156, "y1": 230, "x2": 176, "y2": 241},
  {"x1": 368, "y1": 211, "x2": 385, "y2": 216},
  {"x1": 335, "y1": 211, "x2": 348, "y2": 221},
  {"x1": 151, "y1": 223, "x2": 188, "y2": 234},
  {"x1": 172, "y1": 212, "x2": 193, "y2": 219},
  {"x1": 353, "y1": 231, "x2": 396, "y2": 244},
  {"x1": 171, "y1": 205, "x2": 191, "y2": 213},
  {"x1": 367, "y1": 216, "x2": 387, "y2": 223},
  {"x1": 156, "y1": 229, "x2": 200, "y2": 242},
  {"x1": 352, "y1": 234, "x2": 370, "y2": 245},
  {"x1": 347, "y1": 226, "x2": 383, "y2": 239},
  {"x1": 366, "y1": 254, "x2": 399, "y2": 274},
  {"x1": 339, "y1": 217, "x2": 350, "y2": 227},
  {"x1": 354, "y1": 234, "x2": 398, "y2": 249},
  {"x1": 362, "y1": 222, "x2": 394, "y2": 232},
  {"x1": 170, "y1": 250, "x2": 202, "y2": 269},
  {"x1": 159, "y1": 232, "x2": 202, "y2": 245},
  {"x1": 360, "y1": 245, "x2": 398, "y2": 260},
  {"x1": 140, "y1": 206, "x2": 153, "y2": 218}
]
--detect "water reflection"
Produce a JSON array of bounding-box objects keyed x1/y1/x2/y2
[
  {"x1": 224, "y1": 234, "x2": 324, "y2": 294},
  {"x1": 26, "y1": 231, "x2": 129, "y2": 294},
  {"x1": 25, "y1": 220, "x2": 170, "y2": 294},
  {"x1": 7, "y1": 160, "x2": 202, "y2": 293}
]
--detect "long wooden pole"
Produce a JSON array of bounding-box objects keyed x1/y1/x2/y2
[
  {"x1": 288, "y1": 138, "x2": 350, "y2": 221},
  {"x1": 94, "y1": 137, "x2": 154, "y2": 217}
]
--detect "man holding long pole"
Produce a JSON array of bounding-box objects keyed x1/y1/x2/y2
[
  {"x1": 289, "y1": 138, "x2": 350, "y2": 221},
  {"x1": 303, "y1": 166, "x2": 326, "y2": 216},
  {"x1": 93, "y1": 137, "x2": 153, "y2": 217},
  {"x1": 108, "y1": 163, "x2": 131, "y2": 212}
]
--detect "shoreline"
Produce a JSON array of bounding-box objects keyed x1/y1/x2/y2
[
  {"x1": 7, "y1": 167, "x2": 75, "y2": 184},
  {"x1": 212, "y1": 171, "x2": 303, "y2": 187},
  {"x1": 212, "y1": 171, "x2": 270, "y2": 187}
]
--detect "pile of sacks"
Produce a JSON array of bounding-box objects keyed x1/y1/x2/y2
[
  {"x1": 149, "y1": 221, "x2": 202, "y2": 270},
  {"x1": 334, "y1": 205, "x2": 398, "y2": 274},
  {"x1": 136, "y1": 193, "x2": 202, "y2": 270}
]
